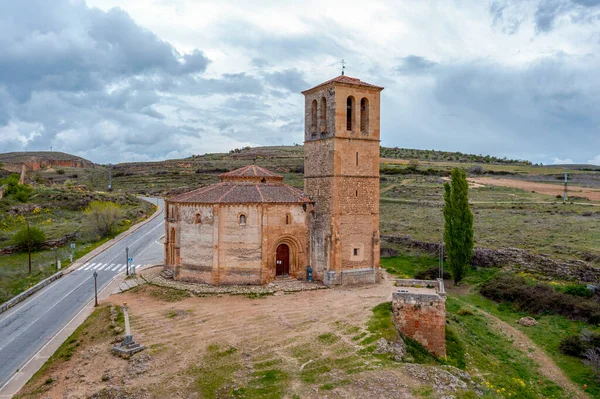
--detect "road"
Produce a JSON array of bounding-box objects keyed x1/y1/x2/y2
[{"x1": 0, "y1": 197, "x2": 164, "y2": 390}]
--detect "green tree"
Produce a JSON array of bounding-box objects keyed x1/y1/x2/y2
[
  {"x1": 11, "y1": 226, "x2": 46, "y2": 252},
  {"x1": 85, "y1": 201, "x2": 123, "y2": 238},
  {"x1": 443, "y1": 168, "x2": 474, "y2": 284}
]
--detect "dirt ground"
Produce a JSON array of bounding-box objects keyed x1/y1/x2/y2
[
  {"x1": 468, "y1": 177, "x2": 600, "y2": 201},
  {"x1": 18, "y1": 271, "x2": 431, "y2": 399}
]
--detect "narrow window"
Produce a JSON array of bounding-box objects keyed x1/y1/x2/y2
[
  {"x1": 194, "y1": 213, "x2": 202, "y2": 224},
  {"x1": 311, "y1": 100, "x2": 318, "y2": 134},
  {"x1": 355, "y1": 189, "x2": 358, "y2": 197},
  {"x1": 320, "y1": 97, "x2": 327, "y2": 133},
  {"x1": 360, "y1": 97, "x2": 369, "y2": 132},
  {"x1": 239, "y1": 214, "x2": 246, "y2": 225},
  {"x1": 346, "y1": 96, "x2": 355, "y2": 131},
  {"x1": 356, "y1": 152, "x2": 359, "y2": 166},
  {"x1": 353, "y1": 248, "x2": 359, "y2": 256},
  {"x1": 285, "y1": 213, "x2": 291, "y2": 225}
]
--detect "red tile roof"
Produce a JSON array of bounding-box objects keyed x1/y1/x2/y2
[
  {"x1": 168, "y1": 181, "x2": 310, "y2": 204},
  {"x1": 169, "y1": 165, "x2": 310, "y2": 204},
  {"x1": 220, "y1": 165, "x2": 283, "y2": 182},
  {"x1": 302, "y1": 75, "x2": 384, "y2": 94}
]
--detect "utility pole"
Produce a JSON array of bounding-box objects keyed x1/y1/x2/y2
[
  {"x1": 26, "y1": 219, "x2": 31, "y2": 275},
  {"x1": 52, "y1": 247, "x2": 58, "y2": 272},
  {"x1": 563, "y1": 172, "x2": 568, "y2": 203},
  {"x1": 93, "y1": 271, "x2": 98, "y2": 307},
  {"x1": 126, "y1": 246, "x2": 129, "y2": 276},
  {"x1": 107, "y1": 164, "x2": 113, "y2": 192}
]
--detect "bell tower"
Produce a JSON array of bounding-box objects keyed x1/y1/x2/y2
[{"x1": 302, "y1": 75, "x2": 384, "y2": 285}]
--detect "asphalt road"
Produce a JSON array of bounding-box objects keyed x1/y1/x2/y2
[{"x1": 0, "y1": 197, "x2": 164, "y2": 389}]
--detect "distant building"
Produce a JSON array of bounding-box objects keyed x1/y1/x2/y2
[{"x1": 164, "y1": 75, "x2": 384, "y2": 285}]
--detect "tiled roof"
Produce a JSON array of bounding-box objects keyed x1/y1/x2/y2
[
  {"x1": 302, "y1": 75, "x2": 384, "y2": 94},
  {"x1": 220, "y1": 165, "x2": 283, "y2": 181},
  {"x1": 168, "y1": 181, "x2": 310, "y2": 204},
  {"x1": 169, "y1": 165, "x2": 310, "y2": 204}
]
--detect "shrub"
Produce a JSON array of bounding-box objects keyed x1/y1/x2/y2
[
  {"x1": 559, "y1": 335, "x2": 586, "y2": 357},
  {"x1": 469, "y1": 164, "x2": 484, "y2": 175},
  {"x1": 414, "y1": 267, "x2": 451, "y2": 280},
  {"x1": 11, "y1": 226, "x2": 46, "y2": 252},
  {"x1": 561, "y1": 284, "x2": 593, "y2": 298},
  {"x1": 85, "y1": 201, "x2": 123, "y2": 238},
  {"x1": 56, "y1": 169, "x2": 65, "y2": 175},
  {"x1": 481, "y1": 274, "x2": 600, "y2": 324}
]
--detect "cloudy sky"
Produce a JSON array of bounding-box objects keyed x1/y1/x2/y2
[{"x1": 1, "y1": 0, "x2": 599, "y2": 165}]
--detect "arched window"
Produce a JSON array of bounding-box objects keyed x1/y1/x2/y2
[
  {"x1": 169, "y1": 228, "x2": 176, "y2": 265},
  {"x1": 360, "y1": 97, "x2": 369, "y2": 133},
  {"x1": 311, "y1": 100, "x2": 318, "y2": 134},
  {"x1": 346, "y1": 96, "x2": 355, "y2": 131},
  {"x1": 239, "y1": 214, "x2": 246, "y2": 225},
  {"x1": 320, "y1": 97, "x2": 327, "y2": 133},
  {"x1": 285, "y1": 213, "x2": 291, "y2": 225},
  {"x1": 194, "y1": 212, "x2": 202, "y2": 224}
]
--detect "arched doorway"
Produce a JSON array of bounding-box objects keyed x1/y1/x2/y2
[
  {"x1": 169, "y1": 228, "x2": 176, "y2": 265},
  {"x1": 276, "y1": 244, "x2": 290, "y2": 276}
]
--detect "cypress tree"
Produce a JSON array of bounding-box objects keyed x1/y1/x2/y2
[{"x1": 443, "y1": 168, "x2": 474, "y2": 284}]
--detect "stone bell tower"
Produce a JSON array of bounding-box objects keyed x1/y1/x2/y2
[{"x1": 302, "y1": 75, "x2": 384, "y2": 285}]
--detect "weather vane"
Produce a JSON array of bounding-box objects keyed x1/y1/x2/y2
[{"x1": 340, "y1": 59, "x2": 346, "y2": 76}]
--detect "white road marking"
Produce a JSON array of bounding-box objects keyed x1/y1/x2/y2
[
  {"x1": 0, "y1": 275, "x2": 93, "y2": 353},
  {"x1": 112, "y1": 264, "x2": 122, "y2": 271},
  {"x1": 91, "y1": 263, "x2": 102, "y2": 270},
  {"x1": 96, "y1": 263, "x2": 107, "y2": 271},
  {"x1": 117, "y1": 264, "x2": 126, "y2": 271},
  {"x1": 107, "y1": 264, "x2": 116, "y2": 271},
  {"x1": 77, "y1": 263, "x2": 89, "y2": 271},
  {"x1": 83, "y1": 263, "x2": 96, "y2": 270}
]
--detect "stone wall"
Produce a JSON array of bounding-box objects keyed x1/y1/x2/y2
[
  {"x1": 381, "y1": 234, "x2": 600, "y2": 284},
  {"x1": 392, "y1": 280, "x2": 446, "y2": 358},
  {"x1": 303, "y1": 80, "x2": 382, "y2": 285},
  {"x1": 168, "y1": 202, "x2": 308, "y2": 285}
]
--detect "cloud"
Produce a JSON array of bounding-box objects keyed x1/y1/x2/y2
[
  {"x1": 552, "y1": 157, "x2": 575, "y2": 164},
  {"x1": 587, "y1": 155, "x2": 600, "y2": 165},
  {"x1": 395, "y1": 56, "x2": 438, "y2": 75}
]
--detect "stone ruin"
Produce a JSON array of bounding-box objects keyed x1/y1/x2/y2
[{"x1": 392, "y1": 278, "x2": 446, "y2": 358}]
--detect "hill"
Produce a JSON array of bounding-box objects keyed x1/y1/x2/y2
[{"x1": 0, "y1": 151, "x2": 95, "y2": 173}]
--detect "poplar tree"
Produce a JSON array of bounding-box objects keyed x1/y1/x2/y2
[{"x1": 443, "y1": 168, "x2": 474, "y2": 284}]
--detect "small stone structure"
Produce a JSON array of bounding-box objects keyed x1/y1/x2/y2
[
  {"x1": 392, "y1": 278, "x2": 446, "y2": 358},
  {"x1": 112, "y1": 305, "x2": 145, "y2": 357}
]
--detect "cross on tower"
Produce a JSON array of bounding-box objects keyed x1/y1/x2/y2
[{"x1": 340, "y1": 59, "x2": 346, "y2": 76}]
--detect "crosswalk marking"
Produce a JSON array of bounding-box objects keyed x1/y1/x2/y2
[
  {"x1": 84, "y1": 263, "x2": 96, "y2": 270},
  {"x1": 75, "y1": 262, "x2": 144, "y2": 273}
]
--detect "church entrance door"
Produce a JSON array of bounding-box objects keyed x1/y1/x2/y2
[{"x1": 276, "y1": 244, "x2": 290, "y2": 276}]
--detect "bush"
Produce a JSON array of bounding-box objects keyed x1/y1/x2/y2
[
  {"x1": 480, "y1": 274, "x2": 600, "y2": 324},
  {"x1": 561, "y1": 284, "x2": 593, "y2": 298},
  {"x1": 560, "y1": 335, "x2": 586, "y2": 357},
  {"x1": 56, "y1": 169, "x2": 65, "y2": 175},
  {"x1": 11, "y1": 226, "x2": 46, "y2": 252},
  {"x1": 0, "y1": 174, "x2": 32, "y2": 202},
  {"x1": 414, "y1": 267, "x2": 451, "y2": 280},
  {"x1": 469, "y1": 164, "x2": 484, "y2": 175},
  {"x1": 85, "y1": 201, "x2": 123, "y2": 238}
]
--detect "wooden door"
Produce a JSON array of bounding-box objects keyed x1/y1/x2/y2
[{"x1": 276, "y1": 244, "x2": 290, "y2": 276}]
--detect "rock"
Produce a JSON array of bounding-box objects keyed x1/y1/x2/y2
[
  {"x1": 518, "y1": 316, "x2": 538, "y2": 326},
  {"x1": 373, "y1": 337, "x2": 406, "y2": 361}
]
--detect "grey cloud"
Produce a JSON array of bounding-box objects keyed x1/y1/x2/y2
[
  {"x1": 395, "y1": 56, "x2": 437, "y2": 75},
  {"x1": 262, "y1": 69, "x2": 308, "y2": 92}
]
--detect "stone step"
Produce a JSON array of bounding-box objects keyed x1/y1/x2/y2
[{"x1": 160, "y1": 269, "x2": 174, "y2": 279}]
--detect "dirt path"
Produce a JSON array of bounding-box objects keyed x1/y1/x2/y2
[
  {"x1": 468, "y1": 177, "x2": 600, "y2": 201},
  {"x1": 453, "y1": 297, "x2": 587, "y2": 399}
]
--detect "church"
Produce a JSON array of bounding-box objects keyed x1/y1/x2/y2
[{"x1": 164, "y1": 75, "x2": 384, "y2": 285}]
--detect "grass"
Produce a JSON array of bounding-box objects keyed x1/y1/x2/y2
[
  {"x1": 0, "y1": 190, "x2": 155, "y2": 304},
  {"x1": 380, "y1": 253, "x2": 439, "y2": 279},
  {"x1": 382, "y1": 252, "x2": 598, "y2": 398},
  {"x1": 457, "y1": 292, "x2": 600, "y2": 397},
  {"x1": 16, "y1": 305, "x2": 119, "y2": 398}
]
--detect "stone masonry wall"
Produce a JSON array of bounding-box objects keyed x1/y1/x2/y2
[
  {"x1": 392, "y1": 288, "x2": 446, "y2": 358},
  {"x1": 303, "y1": 81, "x2": 382, "y2": 284}
]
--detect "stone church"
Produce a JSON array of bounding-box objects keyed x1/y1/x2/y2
[{"x1": 164, "y1": 75, "x2": 384, "y2": 285}]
